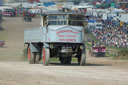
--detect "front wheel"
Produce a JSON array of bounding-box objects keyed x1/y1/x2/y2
[
  {"x1": 59, "y1": 56, "x2": 72, "y2": 64},
  {"x1": 77, "y1": 49, "x2": 86, "y2": 66},
  {"x1": 42, "y1": 48, "x2": 50, "y2": 66}
]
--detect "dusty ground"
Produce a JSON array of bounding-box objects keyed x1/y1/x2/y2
[{"x1": 0, "y1": 17, "x2": 128, "y2": 85}]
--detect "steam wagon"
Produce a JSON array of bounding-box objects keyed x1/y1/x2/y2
[{"x1": 24, "y1": 12, "x2": 86, "y2": 66}]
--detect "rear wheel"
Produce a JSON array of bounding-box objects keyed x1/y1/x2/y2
[
  {"x1": 42, "y1": 48, "x2": 50, "y2": 66},
  {"x1": 28, "y1": 47, "x2": 36, "y2": 64}
]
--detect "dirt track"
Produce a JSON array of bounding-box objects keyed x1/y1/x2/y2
[{"x1": 0, "y1": 17, "x2": 128, "y2": 85}]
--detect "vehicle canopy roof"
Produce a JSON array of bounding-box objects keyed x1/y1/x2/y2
[
  {"x1": 41, "y1": 11, "x2": 84, "y2": 26},
  {"x1": 41, "y1": 11, "x2": 83, "y2": 16}
]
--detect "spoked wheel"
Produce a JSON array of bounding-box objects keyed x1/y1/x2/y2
[
  {"x1": 42, "y1": 48, "x2": 50, "y2": 66},
  {"x1": 77, "y1": 49, "x2": 86, "y2": 66},
  {"x1": 28, "y1": 47, "x2": 36, "y2": 64}
]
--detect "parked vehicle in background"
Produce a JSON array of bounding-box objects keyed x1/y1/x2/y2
[
  {"x1": 28, "y1": 8, "x2": 41, "y2": 14},
  {"x1": 24, "y1": 12, "x2": 86, "y2": 66},
  {"x1": 119, "y1": 13, "x2": 128, "y2": 23},
  {"x1": 3, "y1": 9, "x2": 16, "y2": 17},
  {"x1": 90, "y1": 41, "x2": 106, "y2": 57},
  {"x1": 90, "y1": 46, "x2": 106, "y2": 57},
  {"x1": 88, "y1": 23, "x2": 95, "y2": 29},
  {"x1": 95, "y1": 22, "x2": 103, "y2": 29}
]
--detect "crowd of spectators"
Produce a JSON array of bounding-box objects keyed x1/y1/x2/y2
[{"x1": 91, "y1": 20, "x2": 128, "y2": 48}]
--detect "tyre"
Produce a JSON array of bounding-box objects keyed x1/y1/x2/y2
[
  {"x1": 59, "y1": 57, "x2": 67, "y2": 64},
  {"x1": 28, "y1": 47, "x2": 36, "y2": 64},
  {"x1": 80, "y1": 52, "x2": 86, "y2": 66},
  {"x1": 59, "y1": 56, "x2": 72, "y2": 64},
  {"x1": 27, "y1": 16, "x2": 32, "y2": 22},
  {"x1": 42, "y1": 48, "x2": 50, "y2": 66},
  {"x1": 77, "y1": 49, "x2": 86, "y2": 66},
  {"x1": 66, "y1": 56, "x2": 72, "y2": 64}
]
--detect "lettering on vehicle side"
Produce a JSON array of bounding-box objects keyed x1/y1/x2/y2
[
  {"x1": 59, "y1": 39, "x2": 76, "y2": 42},
  {"x1": 58, "y1": 35, "x2": 77, "y2": 37},
  {"x1": 56, "y1": 30, "x2": 78, "y2": 34},
  {"x1": 56, "y1": 30, "x2": 78, "y2": 42}
]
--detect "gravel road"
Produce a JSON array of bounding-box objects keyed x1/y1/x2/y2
[{"x1": 0, "y1": 17, "x2": 128, "y2": 85}]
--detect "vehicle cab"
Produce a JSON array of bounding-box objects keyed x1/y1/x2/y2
[{"x1": 41, "y1": 12, "x2": 85, "y2": 43}]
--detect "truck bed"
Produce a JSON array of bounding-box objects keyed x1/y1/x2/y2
[{"x1": 24, "y1": 27, "x2": 43, "y2": 43}]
